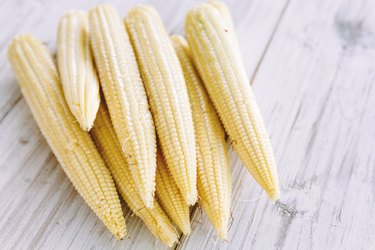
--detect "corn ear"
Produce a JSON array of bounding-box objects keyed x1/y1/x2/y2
[
  {"x1": 125, "y1": 5, "x2": 197, "y2": 205},
  {"x1": 8, "y1": 35, "x2": 126, "y2": 239},
  {"x1": 156, "y1": 148, "x2": 191, "y2": 235},
  {"x1": 171, "y1": 35, "x2": 231, "y2": 239},
  {"x1": 89, "y1": 4, "x2": 156, "y2": 208},
  {"x1": 57, "y1": 11, "x2": 100, "y2": 131},
  {"x1": 185, "y1": 2, "x2": 280, "y2": 201},
  {"x1": 91, "y1": 103, "x2": 178, "y2": 247}
]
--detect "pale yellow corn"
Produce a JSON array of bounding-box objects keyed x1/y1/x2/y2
[
  {"x1": 185, "y1": 2, "x2": 280, "y2": 201},
  {"x1": 57, "y1": 11, "x2": 100, "y2": 131},
  {"x1": 125, "y1": 5, "x2": 197, "y2": 205},
  {"x1": 89, "y1": 4, "x2": 156, "y2": 208},
  {"x1": 171, "y1": 35, "x2": 231, "y2": 239},
  {"x1": 207, "y1": 1, "x2": 240, "y2": 58},
  {"x1": 208, "y1": 1, "x2": 235, "y2": 34},
  {"x1": 155, "y1": 148, "x2": 190, "y2": 235},
  {"x1": 91, "y1": 103, "x2": 178, "y2": 247},
  {"x1": 8, "y1": 35, "x2": 126, "y2": 239}
]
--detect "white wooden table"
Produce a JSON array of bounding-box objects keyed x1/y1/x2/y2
[{"x1": 1, "y1": 0, "x2": 375, "y2": 249}]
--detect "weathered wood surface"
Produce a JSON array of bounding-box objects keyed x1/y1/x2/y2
[
  {"x1": 182, "y1": 0, "x2": 375, "y2": 249},
  {"x1": 1, "y1": 0, "x2": 374, "y2": 249}
]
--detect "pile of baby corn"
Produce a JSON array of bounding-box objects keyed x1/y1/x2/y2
[{"x1": 8, "y1": 1, "x2": 280, "y2": 246}]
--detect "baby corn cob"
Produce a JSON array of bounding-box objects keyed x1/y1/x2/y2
[
  {"x1": 91, "y1": 103, "x2": 178, "y2": 247},
  {"x1": 185, "y1": 2, "x2": 280, "y2": 201},
  {"x1": 171, "y1": 35, "x2": 231, "y2": 239},
  {"x1": 156, "y1": 148, "x2": 190, "y2": 235},
  {"x1": 57, "y1": 11, "x2": 100, "y2": 131},
  {"x1": 89, "y1": 4, "x2": 156, "y2": 208},
  {"x1": 8, "y1": 35, "x2": 126, "y2": 239},
  {"x1": 125, "y1": 5, "x2": 197, "y2": 205}
]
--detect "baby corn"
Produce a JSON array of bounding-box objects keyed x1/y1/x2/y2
[
  {"x1": 8, "y1": 35, "x2": 126, "y2": 239},
  {"x1": 91, "y1": 103, "x2": 178, "y2": 247},
  {"x1": 57, "y1": 11, "x2": 100, "y2": 131},
  {"x1": 185, "y1": 2, "x2": 280, "y2": 201},
  {"x1": 156, "y1": 148, "x2": 191, "y2": 235},
  {"x1": 89, "y1": 4, "x2": 156, "y2": 208},
  {"x1": 172, "y1": 35, "x2": 231, "y2": 239},
  {"x1": 125, "y1": 5, "x2": 197, "y2": 205}
]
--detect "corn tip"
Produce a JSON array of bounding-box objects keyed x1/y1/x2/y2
[
  {"x1": 217, "y1": 225, "x2": 228, "y2": 240},
  {"x1": 8, "y1": 34, "x2": 34, "y2": 53},
  {"x1": 185, "y1": 191, "x2": 197, "y2": 206},
  {"x1": 182, "y1": 225, "x2": 191, "y2": 236},
  {"x1": 79, "y1": 120, "x2": 93, "y2": 132},
  {"x1": 115, "y1": 228, "x2": 127, "y2": 240},
  {"x1": 165, "y1": 238, "x2": 177, "y2": 248},
  {"x1": 269, "y1": 188, "x2": 280, "y2": 202}
]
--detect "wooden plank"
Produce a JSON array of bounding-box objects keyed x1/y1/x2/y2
[
  {"x1": 178, "y1": 0, "x2": 290, "y2": 248},
  {"x1": 0, "y1": 0, "x2": 287, "y2": 249},
  {"x1": 181, "y1": 0, "x2": 375, "y2": 249}
]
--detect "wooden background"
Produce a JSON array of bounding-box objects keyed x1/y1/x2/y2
[{"x1": 1, "y1": 0, "x2": 374, "y2": 249}]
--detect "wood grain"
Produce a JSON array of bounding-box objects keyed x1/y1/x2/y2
[
  {"x1": 181, "y1": 0, "x2": 375, "y2": 249},
  {"x1": 0, "y1": 0, "x2": 287, "y2": 249},
  {"x1": 1, "y1": 0, "x2": 374, "y2": 249}
]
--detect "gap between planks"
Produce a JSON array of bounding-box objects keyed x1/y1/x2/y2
[{"x1": 174, "y1": 0, "x2": 292, "y2": 249}]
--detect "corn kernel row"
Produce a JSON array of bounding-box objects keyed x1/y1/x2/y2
[{"x1": 7, "y1": 1, "x2": 280, "y2": 246}]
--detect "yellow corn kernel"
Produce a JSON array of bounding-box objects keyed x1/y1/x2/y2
[
  {"x1": 185, "y1": 2, "x2": 280, "y2": 201},
  {"x1": 89, "y1": 4, "x2": 156, "y2": 208},
  {"x1": 125, "y1": 5, "x2": 197, "y2": 205},
  {"x1": 8, "y1": 35, "x2": 126, "y2": 239},
  {"x1": 156, "y1": 148, "x2": 191, "y2": 235},
  {"x1": 171, "y1": 35, "x2": 231, "y2": 239},
  {"x1": 91, "y1": 103, "x2": 178, "y2": 247},
  {"x1": 207, "y1": 0, "x2": 241, "y2": 58},
  {"x1": 57, "y1": 11, "x2": 100, "y2": 131}
]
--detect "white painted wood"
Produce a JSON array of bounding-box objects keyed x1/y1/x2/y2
[
  {"x1": 0, "y1": 0, "x2": 288, "y2": 249},
  {"x1": 3, "y1": 0, "x2": 373, "y2": 249},
  {"x1": 181, "y1": 0, "x2": 375, "y2": 249}
]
